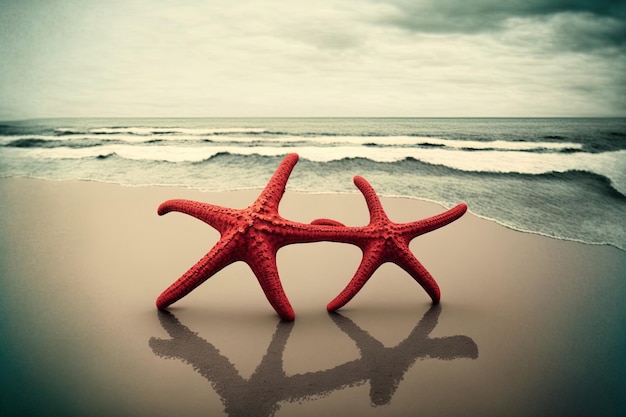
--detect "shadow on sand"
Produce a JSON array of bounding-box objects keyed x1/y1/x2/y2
[{"x1": 149, "y1": 305, "x2": 478, "y2": 417}]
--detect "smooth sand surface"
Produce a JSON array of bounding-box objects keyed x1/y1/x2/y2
[{"x1": 1, "y1": 178, "x2": 624, "y2": 416}]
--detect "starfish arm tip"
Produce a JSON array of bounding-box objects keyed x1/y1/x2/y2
[
  {"x1": 280, "y1": 153, "x2": 299, "y2": 169},
  {"x1": 326, "y1": 282, "x2": 361, "y2": 312},
  {"x1": 271, "y1": 299, "x2": 296, "y2": 321},
  {"x1": 429, "y1": 285, "x2": 441, "y2": 304},
  {"x1": 447, "y1": 202, "x2": 468, "y2": 222},
  {"x1": 326, "y1": 301, "x2": 340, "y2": 313},
  {"x1": 280, "y1": 310, "x2": 296, "y2": 321},
  {"x1": 157, "y1": 199, "x2": 183, "y2": 216},
  {"x1": 326, "y1": 293, "x2": 352, "y2": 312},
  {"x1": 157, "y1": 202, "x2": 171, "y2": 216},
  {"x1": 155, "y1": 296, "x2": 170, "y2": 310},
  {"x1": 352, "y1": 175, "x2": 366, "y2": 186}
]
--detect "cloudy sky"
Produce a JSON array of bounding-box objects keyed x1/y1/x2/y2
[{"x1": 1, "y1": 0, "x2": 624, "y2": 119}]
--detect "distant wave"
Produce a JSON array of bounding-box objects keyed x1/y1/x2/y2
[
  {"x1": 2, "y1": 132, "x2": 585, "y2": 153},
  {"x1": 6, "y1": 142, "x2": 587, "y2": 161},
  {"x1": 5, "y1": 138, "x2": 59, "y2": 148},
  {"x1": 4, "y1": 138, "x2": 102, "y2": 149},
  {"x1": 54, "y1": 127, "x2": 271, "y2": 136}
]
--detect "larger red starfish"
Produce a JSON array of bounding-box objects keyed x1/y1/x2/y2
[
  {"x1": 157, "y1": 154, "x2": 346, "y2": 321},
  {"x1": 157, "y1": 153, "x2": 466, "y2": 320}
]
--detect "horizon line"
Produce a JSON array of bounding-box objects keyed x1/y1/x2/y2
[{"x1": 3, "y1": 115, "x2": 625, "y2": 122}]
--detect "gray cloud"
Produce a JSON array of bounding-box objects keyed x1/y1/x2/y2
[
  {"x1": 378, "y1": 0, "x2": 626, "y2": 51},
  {"x1": 0, "y1": 0, "x2": 624, "y2": 118}
]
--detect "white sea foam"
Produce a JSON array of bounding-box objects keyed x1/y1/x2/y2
[
  {"x1": 3, "y1": 131, "x2": 585, "y2": 152},
  {"x1": 56, "y1": 127, "x2": 269, "y2": 135},
  {"x1": 18, "y1": 143, "x2": 625, "y2": 194}
]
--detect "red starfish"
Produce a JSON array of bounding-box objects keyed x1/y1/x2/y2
[
  {"x1": 157, "y1": 154, "x2": 346, "y2": 321},
  {"x1": 156, "y1": 153, "x2": 467, "y2": 320},
  {"x1": 311, "y1": 176, "x2": 467, "y2": 312}
]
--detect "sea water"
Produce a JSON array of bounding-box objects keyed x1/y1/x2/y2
[{"x1": 1, "y1": 117, "x2": 624, "y2": 250}]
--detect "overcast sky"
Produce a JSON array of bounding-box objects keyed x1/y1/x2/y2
[{"x1": 1, "y1": 0, "x2": 624, "y2": 119}]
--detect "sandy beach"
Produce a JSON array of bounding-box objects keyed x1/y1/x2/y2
[{"x1": 1, "y1": 177, "x2": 624, "y2": 416}]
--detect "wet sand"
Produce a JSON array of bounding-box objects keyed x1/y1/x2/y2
[{"x1": 1, "y1": 178, "x2": 624, "y2": 416}]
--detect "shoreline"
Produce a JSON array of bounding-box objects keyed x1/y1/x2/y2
[
  {"x1": 3, "y1": 174, "x2": 624, "y2": 252},
  {"x1": 1, "y1": 177, "x2": 624, "y2": 416}
]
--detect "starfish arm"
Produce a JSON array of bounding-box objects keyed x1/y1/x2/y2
[
  {"x1": 404, "y1": 203, "x2": 468, "y2": 237},
  {"x1": 353, "y1": 176, "x2": 388, "y2": 223},
  {"x1": 393, "y1": 247, "x2": 441, "y2": 303},
  {"x1": 158, "y1": 199, "x2": 239, "y2": 232},
  {"x1": 281, "y1": 218, "x2": 360, "y2": 246},
  {"x1": 248, "y1": 256, "x2": 296, "y2": 321},
  {"x1": 327, "y1": 245, "x2": 383, "y2": 312},
  {"x1": 156, "y1": 238, "x2": 238, "y2": 309},
  {"x1": 256, "y1": 153, "x2": 299, "y2": 212},
  {"x1": 310, "y1": 218, "x2": 346, "y2": 227}
]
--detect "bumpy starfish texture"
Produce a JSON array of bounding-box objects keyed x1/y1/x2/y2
[
  {"x1": 157, "y1": 153, "x2": 350, "y2": 321},
  {"x1": 157, "y1": 153, "x2": 467, "y2": 320},
  {"x1": 314, "y1": 176, "x2": 467, "y2": 312}
]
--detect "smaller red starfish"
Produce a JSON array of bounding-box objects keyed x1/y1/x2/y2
[{"x1": 312, "y1": 176, "x2": 467, "y2": 312}]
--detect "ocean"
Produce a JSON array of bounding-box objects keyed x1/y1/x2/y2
[{"x1": 1, "y1": 117, "x2": 625, "y2": 250}]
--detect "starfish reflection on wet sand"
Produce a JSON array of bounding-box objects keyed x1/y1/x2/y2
[
  {"x1": 157, "y1": 153, "x2": 467, "y2": 320},
  {"x1": 149, "y1": 306, "x2": 478, "y2": 416}
]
